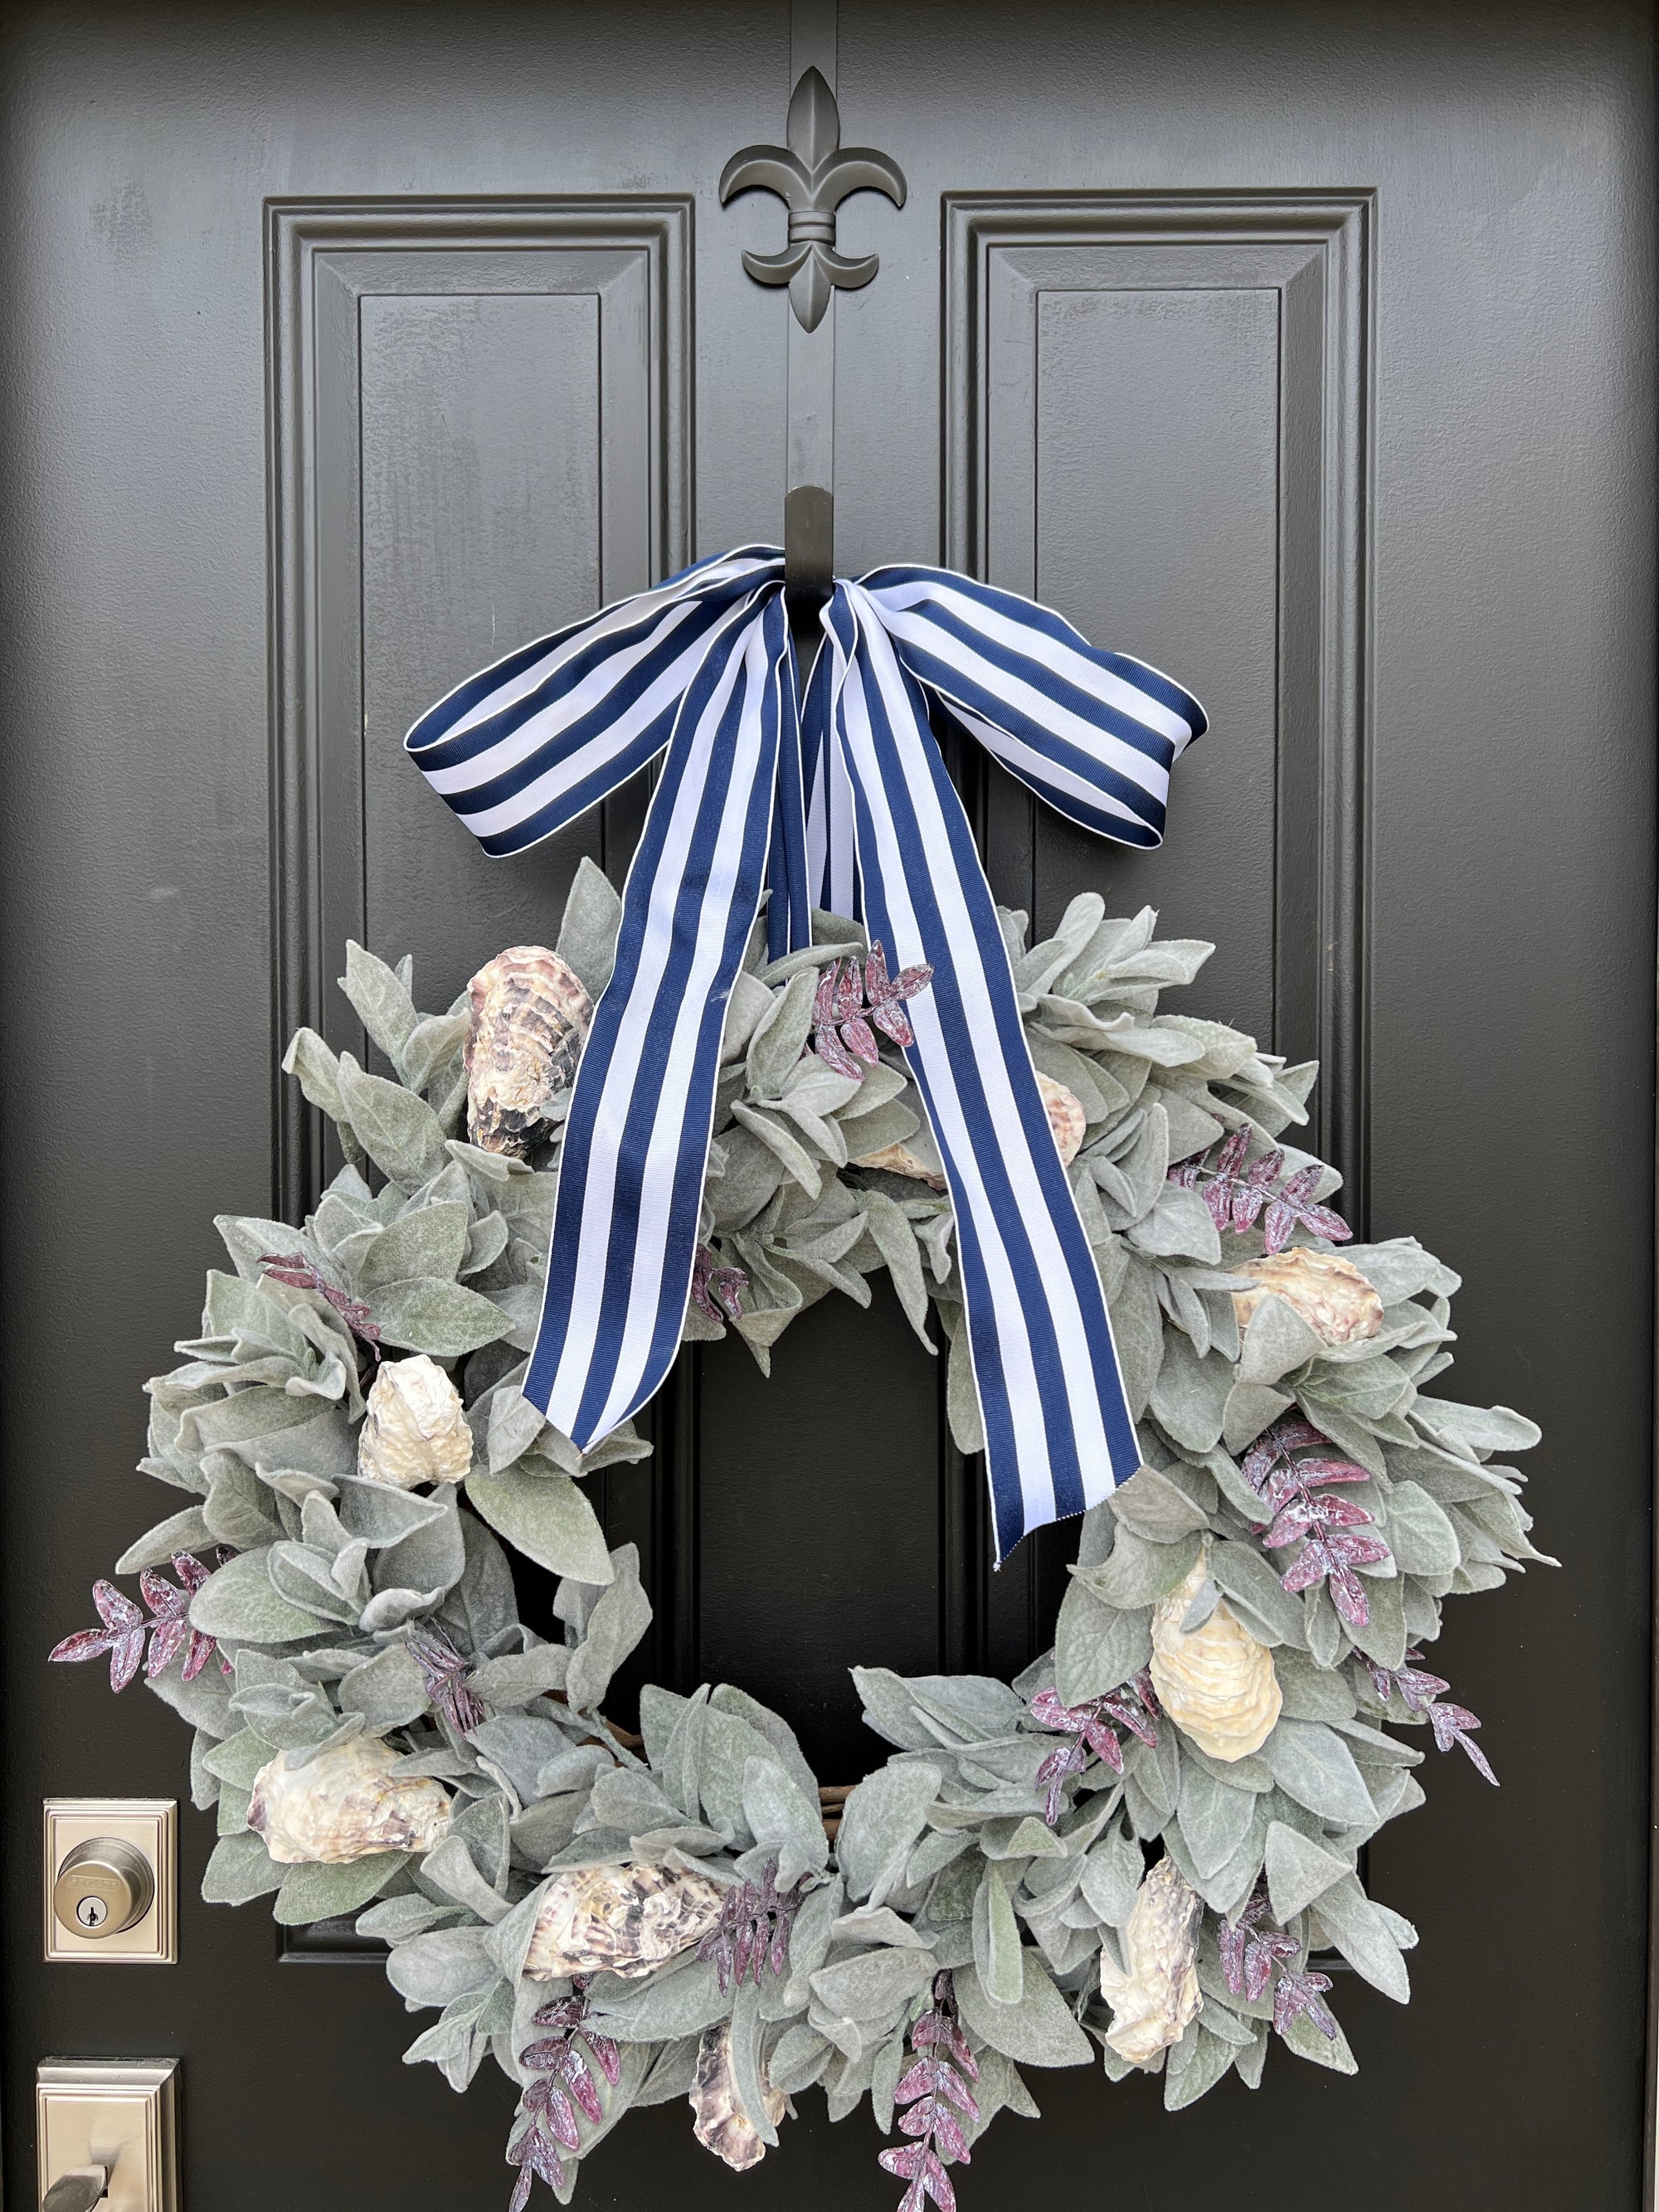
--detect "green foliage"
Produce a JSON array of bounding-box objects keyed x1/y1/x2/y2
[{"x1": 96, "y1": 889, "x2": 1545, "y2": 2198}]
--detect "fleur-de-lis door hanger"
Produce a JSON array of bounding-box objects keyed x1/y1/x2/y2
[{"x1": 719, "y1": 65, "x2": 907, "y2": 333}]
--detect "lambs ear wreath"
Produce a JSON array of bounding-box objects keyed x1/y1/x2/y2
[{"x1": 55, "y1": 871, "x2": 1549, "y2": 2209}]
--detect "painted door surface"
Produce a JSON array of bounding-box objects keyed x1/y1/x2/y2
[{"x1": 2, "y1": 3, "x2": 1653, "y2": 2206}]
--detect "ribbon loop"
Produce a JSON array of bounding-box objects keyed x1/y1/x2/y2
[{"x1": 407, "y1": 551, "x2": 1204, "y2": 1558}]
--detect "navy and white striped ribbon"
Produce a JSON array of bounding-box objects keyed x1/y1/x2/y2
[{"x1": 406, "y1": 549, "x2": 1204, "y2": 1558}]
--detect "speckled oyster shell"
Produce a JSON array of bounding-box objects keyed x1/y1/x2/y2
[
  {"x1": 523, "y1": 1863, "x2": 725, "y2": 1981},
  {"x1": 1150, "y1": 1555, "x2": 1283, "y2": 1762},
  {"x1": 465, "y1": 945, "x2": 592, "y2": 1156},
  {"x1": 1232, "y1": 1247, "x2": 1383, "y2": 1347},
  {"x1": 247, "y1": 1734, "x2": 452, "y2": 1864},
  {"x1": 1096, "y1": 1856, "x2": 1204, "y2": 2066},
  {"x1": 689, "y1": 2020, "x2": 786, "y2": 2171},
  {"x1": 852, "y1": 1072, "x2": 1083, "y2": 1184},
  {"x1": 1038, "y1": 1072, "x2": 1087, "y2": 1165},
  {"x1": 357, "y1": 1354, "x2": 472, "y2": 1489}
]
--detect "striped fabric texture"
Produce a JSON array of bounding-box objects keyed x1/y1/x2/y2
[{"x1": 406, "y1": 549, "x2": 1204, "y2": 1558}]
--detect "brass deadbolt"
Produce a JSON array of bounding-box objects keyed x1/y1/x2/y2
[{"x1": 52, "y1": 1840, "x2": 154, "y2": 1941}]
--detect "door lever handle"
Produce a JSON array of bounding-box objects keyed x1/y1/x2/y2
[{"x1": 42, "y1": 2164, "x2": 107, "y2": 2212}]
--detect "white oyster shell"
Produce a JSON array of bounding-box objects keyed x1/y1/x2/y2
[
  {"x1": 358, "y1": 1354, "x2": 472, "y2": 1489},
  {"x1": 689, "y1": 2020, "x2": 786, "y2": 2171},
  {"x1": 1096, "y1": 1856, "x2": 1204, "y2": 2066},
  {"x1": 465, "y1": 944, "x2": 592, "y2": 1157},
  {"x1": 523, "y1": 1863, "x2": 724, "y2": 1981},
  {"x1": 247, "y1": 1734, "x2": 452, "y2": 1864},
  {"x1": 1149, "y1": 1556, "x2": 1283, "y2": 1762},
  {"x1": 1231, "y1": 1247, "x2": 1383, "y2": 1347}
]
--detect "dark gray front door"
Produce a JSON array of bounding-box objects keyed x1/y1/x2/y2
[{"x1": 3, "y1": 3, "x2": 1652, "y2": 2206}]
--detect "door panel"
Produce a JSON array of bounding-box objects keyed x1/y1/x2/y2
[
  {"x1": 270, "y1": 202, "x2": 693, "y2": 1207},
  {"x1": 2, "y1": 3, "x2": 1652, "y2": 2208}
]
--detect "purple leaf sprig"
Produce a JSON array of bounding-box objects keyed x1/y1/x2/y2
[
  {"x1": 1365, "y1": 1648, "x2": 1498, "y2": 1785},
  {"x1": 1217, "y1": 1886, "x2": 1299, "y2": 2003},
  {"x1": 1170, "y1": 1127, "x2": 1353, "y2": 1255},
  {"x1": 810, "y1": 943, "x2": 934, "y2": 1080},
  {"x1": 507, "y1": 1980, "x2": 621, "y2": 2211},
  {"x1": 1219, "y1": 1886, "x2": 1338, "y2": 2044},
  {"x1": 689, "y1": 1242, "x2": 748, "y2": 1325},
  {"x1": 406, "y1": 1622, "x2": 489, "y2": 1735},
  {"x1": 1242, "y1": 1417, "x2": 1389, "y2": 1628},
  {"x1": 260, "y1": 1252, "x2": 383, "y2": 1363},
  {"x1": 1274, "y1": 1967, "x2": 1340, "y2": 2042},
  {"x1": 696, "y1": 1858, "x2": 807, "y2": 1996},
  {"x1": 51, "y1": 1552, "x2": 233, "y2": 1691},
  {"x1": 879, "y1": 1969, "x2": 980, "y2": 2212},
  {"x1": 1028, "y1": 1671, "x2": 1160, "y2": 1825}
]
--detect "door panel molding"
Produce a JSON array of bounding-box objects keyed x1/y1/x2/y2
[
  {"x1": 265, "y1": 197, "x2": 693, "y2": 1216},
  {"x1": 941, "y1": 192, "x2": 1374, "y2": 1673}
]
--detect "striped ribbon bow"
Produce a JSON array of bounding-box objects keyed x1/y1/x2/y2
[{"x1": 406, "y1": 547, "x2": 1204, "y2": 1559}]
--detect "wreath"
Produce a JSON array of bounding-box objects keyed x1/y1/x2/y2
[{"x1": 52, "y1": 867, "x2": 1549, "y2": 2210}]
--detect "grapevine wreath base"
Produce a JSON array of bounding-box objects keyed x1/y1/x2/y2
[{"x1": 54, "y1": 866, "x2": 1549, "y2": 2208}]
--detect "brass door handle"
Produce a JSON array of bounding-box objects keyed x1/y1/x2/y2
[{"x1": 41, "y1": 2165, "x2": 107, "y2": 2212}]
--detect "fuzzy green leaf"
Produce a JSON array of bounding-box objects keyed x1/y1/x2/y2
[
  {"x1": 974, "y1": 1865, "x2": 1024, "y2": 2003},
  {"x1": 1263, "y1": 1821, "x2": 1351, "y2": 1922},
  {"x1": 956, "y1": 1950, "x2": 1093, "y2": 2068},
  {"x1": 1054, "y1": 1577, "x2": 1152, "y2": 1707},
  {"x1": 275, "y1": 1851, "x2": 406, "y2": 1926},
  {"x1": 201, "y1": 1830, "x2": 284, "y2": 1905},
  {"x1": 556, "y1": 858, "x2": 623, "y2": 998},
  {"x1": 356, "y1": 1203, "x2": 470, "y2": 1289},
  {"x1": 588, "y1": 1957, "x2": 730, "y2": 2043},
  {"x1": 1176, "y1": 1757, "x2": 1258, "y2": 1879},
  {"x1": 465, "y1": 1468, "x2": 614, "y2": 1585},
  {"x1": 747, "y1": 970, "x2": 818, "y2": 1096},
  {"x1": 189, "y1": 1548, "x2": 328, "y2": 1643},
  {"x1": 836, "y1": 1762, "x2": 941, "y2": 1905},
  {"x1": 116, "y1": 1505, "x2": 214, "y2": 1574},
  {"x1": 337, "y1": 1057, "x2": 449, "y2": 1187},
  {"x1": 371, "y1": 1278, "x2": 510, "y2": 1358},
  {"x1": 1261, "y1": 1720, "x2": 1376, "y2": 1827},
  {"x1": 1379, "y1": 1480, "x2": 1462, "y2": 1575}
]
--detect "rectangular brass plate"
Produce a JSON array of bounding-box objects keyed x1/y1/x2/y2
[
  {"x1": 44, "y1": 1800, "x2": 177, "y2": 1964},
  {"x1": 36, "y1": 2059, "x2": 178, "y2": 2212}
]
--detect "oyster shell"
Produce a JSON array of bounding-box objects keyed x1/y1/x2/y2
[
  {"x1": 465, "y1": 944, "x2": 592, "y2": 1156},
  {"x1": 248, "y1": 1734, "x2": 452, "y2": 1864},
  {"x1": 689, "y1": 2020, "x2": 786, "y2": 2171},
  {"x1": 1096, "y1": 1856, "x2": 1204, "y2": 2065},
  {"x1": 1150, "y1": 1555, "x2": 1282, "y2": 1762},
  {"x1": 852, "y1": 1138, "x2": 947, "y2": 1189},
  {"x1": 1232, "y1": 1247, "x2": 1382, "y2": 1347},
  {"x1": 358, "y1": 1354, "x2": 472, "y2": 1489},
  {"x1": 1039, "y1": 1072, "x2": 1087, "y2": 1166},
  {"x1": 523, "y1": 1863, "x2": 724, "y2": 1981},
  {"x1": 851, "y1": 1073, "x2": 1083, "y2": 1183}
]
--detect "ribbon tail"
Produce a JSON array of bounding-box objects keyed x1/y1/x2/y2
[
  {"x1": 801, "y1": 624, "x2": 859, "y2": 922},
  {"x1": 525, "y1": 591, "x2": 790, "y2": 1446},
  {"x1": 827, "y1": 586, "x2": 1141, "y2": 1561},
  {"x1": 766, "y1": 637, "x2": 812, "y2": 959}
]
